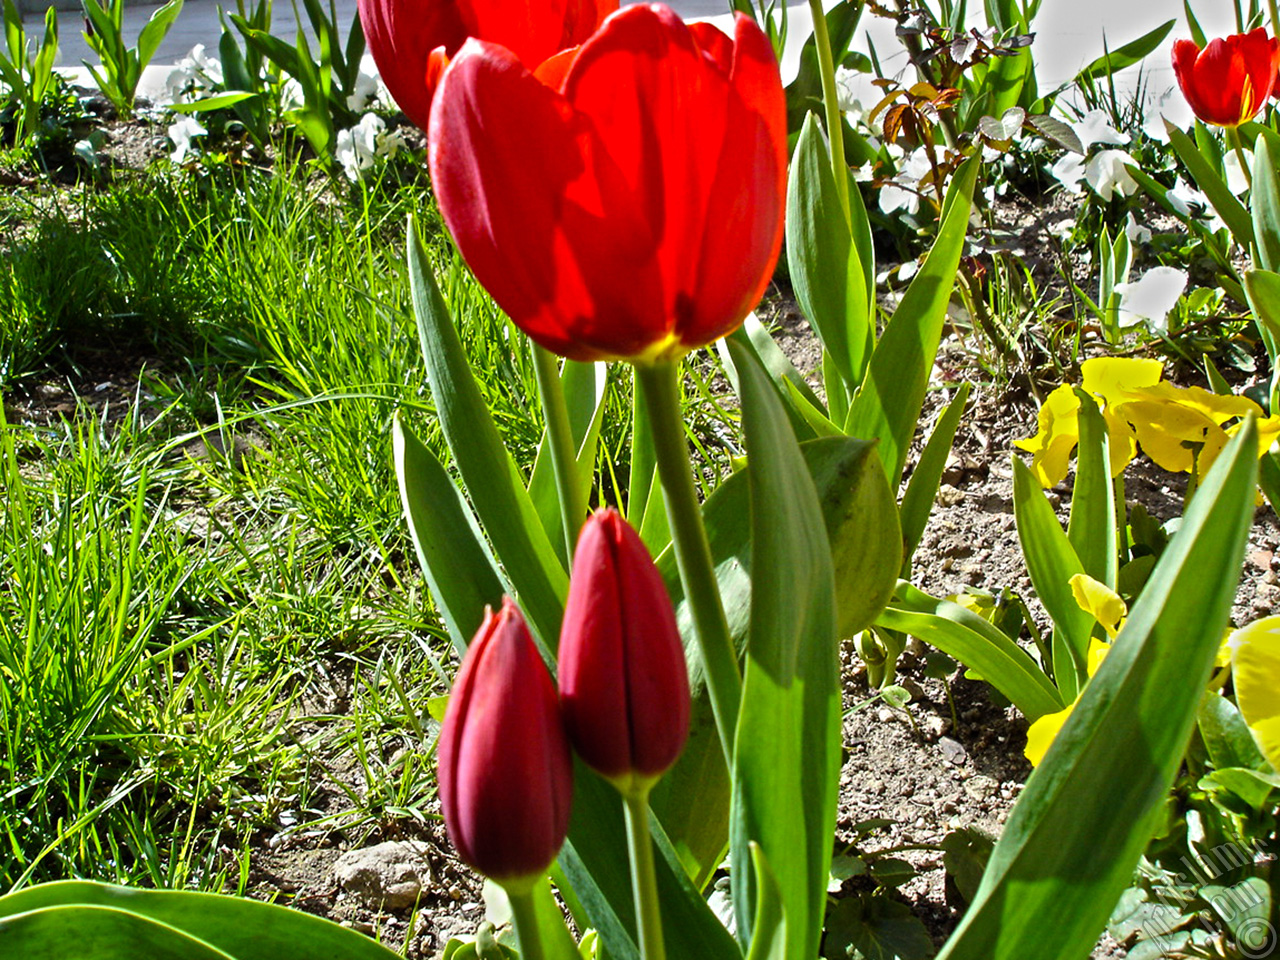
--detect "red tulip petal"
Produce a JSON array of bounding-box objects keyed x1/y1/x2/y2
[
  {"x1": 565, "y1": 5, "x2": 733, "y2": 343},
  {"x1": 431, "y1": 40, "x2": 665, "y2": 360},
  {"x1": 685, "y1": 13, "x2": 787, "y2": 347},
  {"x1": 358, "y1": 0, "x2": 467, "y2": 131}
]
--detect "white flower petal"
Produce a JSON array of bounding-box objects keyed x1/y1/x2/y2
[{"x1": 1115, "y1": 266, "x2": 1188, "y2": 334}]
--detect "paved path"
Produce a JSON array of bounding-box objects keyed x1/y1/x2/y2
[{"x1": 22, "y1": 0, "x2": 1242, "y2": 111}]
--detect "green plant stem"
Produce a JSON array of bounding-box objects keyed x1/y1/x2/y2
[
  {"x1": 531, "y1": 343, "x2": 586, "y2": 559},
  {"x1": 806, "y1": 0, "x2": 851, "y2": 223},
  {"x1": 1271, "y1": 0, "x2": 1280, "y2": 43},
  {"x1": 1227, "y1": 125, "x2": 1253, "y2": 192},
  {"x1": 633, "y1": 360, "x2": 741, "y2": 761},
  {"x1": 623, "y1": 789, "x2": 666, "y2": 960},
  {"x1": 506, "y1": 884, "x2": 548, "y2": 960}
]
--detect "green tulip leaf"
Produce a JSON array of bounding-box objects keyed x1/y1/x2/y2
[
  {"x1": 1066, "y1": 390, "x2": 1118, "y2": 589},
  {"x1": 1251, "y1": 135, "x2": 1280, "y2": 274},
  {"x1": 728, "y1": 339, "x2": 840, "y2": 960},
  {"x1": 1198, "y1": 691, "x2": 1271, "y2": 774},
  {"x1": 1164, "y1": 121, "x2": 1254, "y2": 253},
  {"x1": 1074, "y1": 20, "x2": 1175, "y2": 83},
  {"x1": 846, "y1": 157, "x2": 978, "y2": 488},
  {"x1": 787, "y1": 113, "x2": 874, "y2": 393},
  {"x1": 1012, "y1": 456, "x2": 1094, "y2": 699},
  {"x1": 899, "y1": 382, "x2": 971, "y2": 575},
  {"x1": 0, "y1": 904, "x2": 233, "y2": 960},
  {"x1": 407, "y1": 220, "x2": 568, "y2": 651},
  {"x1": 393, "y1": 415, "x2": 505, "y2": 655},
  {"x1": 0, "y1": 881, "x2": 402, "y2": 959},
  {"x1": 875, "y1": 581, "x2": 1064, "y2": 721},
  {"x1": 936, "y1": 421, "x2": 1259, "y2": 960},
  {"x1": 744, "y1": 845, "x2": 787, "y2": 960}
]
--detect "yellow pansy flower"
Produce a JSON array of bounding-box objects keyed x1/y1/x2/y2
[
  {"x1": 1227, "y1": 617, "x2": 1280, "y2": 773},
  {"x1": 1015, "y1": 358, "x2": 1162, "y2": 486}
]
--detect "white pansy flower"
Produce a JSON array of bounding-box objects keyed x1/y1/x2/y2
[
  {"x1": 1124, "y1": 212, "x2": 1151, "y2": 245},
  {"x1": 168, "y1": 116, "x2": 207, "y2": 163},
  {"x1": 1115, "y1": 267, "x2": 1188, "y2": 334},
  {"x1": 1085, "y1": 150, "x2": 1139, "y2": 201},
  {"x1": 161, "y1": 44, "x2": 224, "y2": 106},
  {"x1": 1074, "y1": 109, "x2": 1129, "y2": 149},
  {"x1": 1050, "y1": 151, "x2": 1087, "y2": 193},
  {"x1": 336, "y1": 113, "x2": 407, "y2": 181},
  {"x1": 346, "y1": 70, "x2": 381, "y2": 112},
  {"x1": 879, "y1": 148, "x2": 933, "y2": 216}
]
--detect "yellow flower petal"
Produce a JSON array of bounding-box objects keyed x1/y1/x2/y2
[
  {"x1": 1080, "y1": 357, "x2": 1164, "y2": 406},
  {"x1": 1225, "y1": 413, "x2": 1280, "y2": 458},
  {"x1": 1070, "y1": 574, "x2": 1128, "y2": 639},
  {"x1": 1025, "y1": 702, "x2": 1075, "y2": 767},
  {"x1": 1123, "y1": 382, "x2": 1260, "y2": 425},
  {"x1": 1111, "y1": 398, "x2": 1227, "y2": 473},
  {"x1": 1025, "y1": 640, "x2": 1110, "y2": 767},
  {"x1": 1086, "y1": 637, "x2": 1112, "y2": 676},
  {"x1": 1229, "y1": 616, "x2": 1280, "y2": 772},
  {"x1": 1101, "y1": 406, "x2": 1139, "y2": 477},
  {"x1": 1014, "y1": 384, "x2": 1081, "y2": 487}
]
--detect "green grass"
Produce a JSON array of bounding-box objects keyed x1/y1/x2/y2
[{"x1": 0, "y1": 142, "x2": 740, "y2": 895}]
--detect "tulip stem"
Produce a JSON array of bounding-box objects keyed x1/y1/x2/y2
[
  {"x1": 506, "y1": 884, "x2": 549, "y2": 960},
  {"x1": 532, "y1": 343, "x2": 587, "y2": 559},
  {"x1": 807, "y1": 0, "x2": 851, "y2": 223},
  {"x1": 634, "y1": 360, "x2": 741, "y2": 762},
  {"x1": 622, "y1": 789, "x2": 667, "y2": 960}
]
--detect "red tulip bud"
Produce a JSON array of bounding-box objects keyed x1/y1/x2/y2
[
  {"x1": 558, "y1": 509, "x2": 690, "y2": 793},
  {"x1": 438, "y1": 598, "x2": 573, "y2": 885}
]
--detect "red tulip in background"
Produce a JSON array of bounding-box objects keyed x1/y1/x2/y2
[
  {"x1": 357, "y1": 0, "x2": 616, "y2": 133},
  {"x1": 558, "y1": 509, "x2": 690, "y2": 791},
  {"x1": 438, "y1": 597, "x2": 573, "y2": 885},
  {"x1": 429, "y1": 3, "x2": 787, "y2": 363},
  {"x1": 1172, "y1": 27, "x2": 1280, "y2": 127}
]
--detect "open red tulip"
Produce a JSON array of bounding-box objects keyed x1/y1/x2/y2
[
  {"x1": 558, "y1": 509, "x2": 690, "y2": 793},
  {"x1": 429, "y1": 3, "x2": 787, "y2": 363},
  {"x1": 1172, "y1": 28, "x2": 1280, "y2": 127},
  {"x1": 357, "y1": 0, "x2": 616, "y2": 133},
  {"x1": 438, "y1": 597, "x2": 573, "y2": 885}
]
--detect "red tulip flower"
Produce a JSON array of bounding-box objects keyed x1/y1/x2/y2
[
  {"x1": 558, "y1": 509, "x2": 690, "y2": 793},
  {"x1": 438, "y1": 597, "x2": 573, "y2": 886},
  {"x1": 357, "y1": 0, "x2": 617, "y2": 133},
  {"x1": 1172, "y1": 28, "x2": 1280, "y2": 127},
  {"x1": 429, "y1": 3, "x2": 787, "y2": 363}
]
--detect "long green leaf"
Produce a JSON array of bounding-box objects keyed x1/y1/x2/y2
[
  {"x1": 937, "y1": 420, "x2": 1258, "y2": 960},
  {"x1": 876, "y1": 582, "x2": 1063, "y2": 721},
  {"x1": 900, "y1": 383, "x2": 971, "y2": 573},
  {"x1": 728, "y1": 340, "x2": 840, "y2": 960},
  {"x1": 1075, "y1": 20, "x2": 1175, "y2": 82},
  {"x1": 1251, "y1": 135, "x2": 1280, "y2": 273},
  {"x1": 0, "y1": 882, "x2": 401, "y2": 959},
  {"x1": 786, "y1": 114, "x2": 872, "y2": 392},
  {"x1": 407, "y1": 221, "x2": 567, "y2": 650},
  {"x1": 1065, "y1": 391, "x2": 1117, "y2": 589},
  {"x1": 1165, "y1": 121, "x2": 1254, "y2": 251},
  {"x1": 136, "y1": 0, "x2": 183, "y2": 68},
  {"x1": 1011, "y1": 456, "x2": 1093, "y2": 698},
  {"x1": 0, "y1": 905, "x2": 233, "y2": 960},
  {"x1": 846, "y1": 158, "x2": 978, "y2": 487},
  {"x1": 393, "y1": 415, "x2": 505, "y2": 655}
]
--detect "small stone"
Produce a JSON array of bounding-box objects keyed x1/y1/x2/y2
[
  {"x1": 333, "y1": 840, "x2": 433, "y2": 909},
  {"x1": 938, "y1": 737, "x2": 967, "y2": 766},
  {"x1": 877, "y1": 707, "x2": 897, "y2": 724},
  {"x1": 937, "y1": 484, "x2": 964, "y2": 507},
  {"x1": 964, "y1": 775, "x2": 998, "y2": 802}
]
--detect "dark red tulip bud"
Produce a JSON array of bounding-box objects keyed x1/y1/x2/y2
[
  {"x1": 559, "y1": 509, "x2": 690, "y2": 793},
  {"x1": 438, "y1": 597, "x2": 573, "y2": 885}
]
